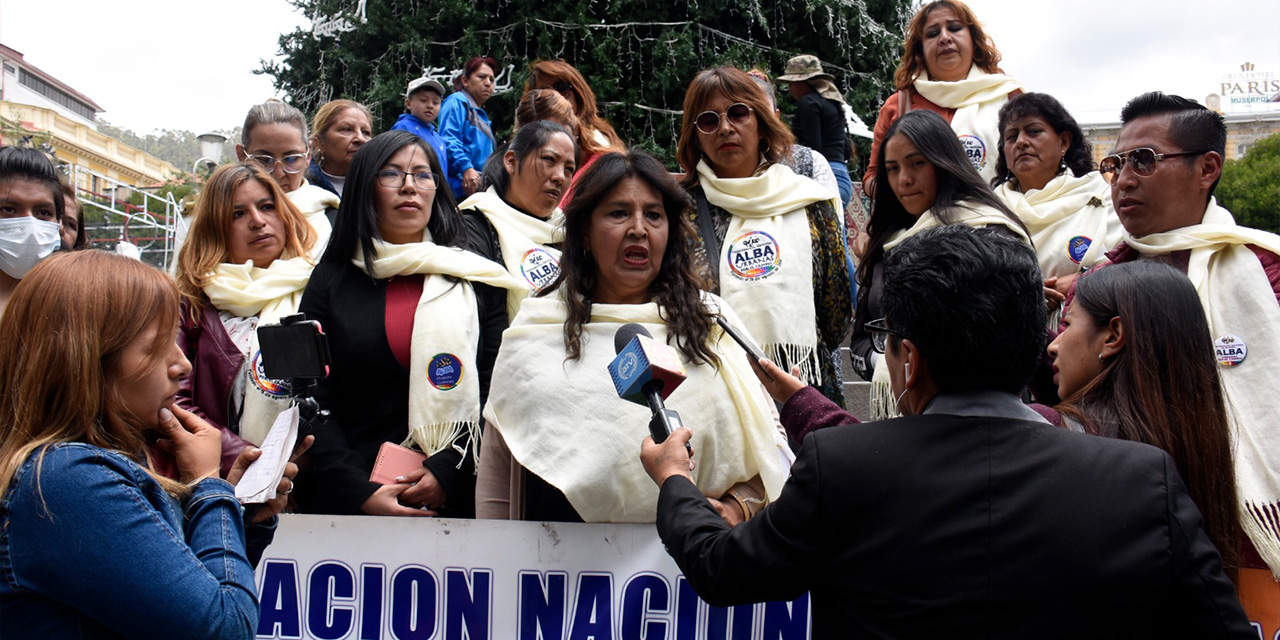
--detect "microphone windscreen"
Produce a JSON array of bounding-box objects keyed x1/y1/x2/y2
[{"x1": 614, "y1": 323, "x2": 650, "y2": 354}]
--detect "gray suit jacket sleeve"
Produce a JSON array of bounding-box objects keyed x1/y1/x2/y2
[{"x1": 656, "y1": 438, "x2": 825, "y2": 607}]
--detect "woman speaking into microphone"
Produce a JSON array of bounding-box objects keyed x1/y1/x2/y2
[{"x1": 476, "y1": 149, "x2": 790, "y2": 524}]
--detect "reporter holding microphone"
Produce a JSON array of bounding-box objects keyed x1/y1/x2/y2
[{"x1": 476, "y1": 149, "x2": 789, "y2": 523}]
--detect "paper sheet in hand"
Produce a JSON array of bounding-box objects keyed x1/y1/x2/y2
[{"x1": 234, "y1": 406, "x2": 298, "y2": 504}]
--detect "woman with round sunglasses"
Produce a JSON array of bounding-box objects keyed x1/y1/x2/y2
[
  {"x1": 461, "y1": 120, "x2": 576, "y2": 320},
  {"x1": 677, "y1": 66, "x2": 852, "y2": 408},
  {"x1": 852, "y1": 110, "x2": 1029, "y2": 419},
  {"x1": 991, "y1": 93, "x2": 1121, "y2": 321},
  {"x1": 237, "y1": 99, "x2": 340, "y2": 256},
  {"x1": 296, "y1": 131, "x2": 523, "y2": 518},
  {"x1": 863, "y1": 0, "x2": 1021, "y2": 193}
]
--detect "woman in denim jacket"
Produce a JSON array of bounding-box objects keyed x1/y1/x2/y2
[{"x1": 0, "y1": 251, "x2": 261, "y2": 639}]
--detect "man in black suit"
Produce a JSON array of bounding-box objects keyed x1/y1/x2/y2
[{"x1": 641, "y1": 226, "x2": 1251, "y2": 638}]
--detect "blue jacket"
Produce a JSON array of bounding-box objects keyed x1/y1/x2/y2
[
  {"x1": 391, "y1": 113, "x2": 451, "y2": 185},
  {"x1": 305, "y1": 161, "x2": 340, "y2": 198},
  {"x1": 437, "y1": 91, "x2": 495, "y2": 196},
  {"x1": 0, "y1": 443, "x2": 259, "y2": 639}
]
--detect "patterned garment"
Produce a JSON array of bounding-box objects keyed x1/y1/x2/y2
[{"x1": 688, "y1": 184, "x2": 853, "y2": 408}]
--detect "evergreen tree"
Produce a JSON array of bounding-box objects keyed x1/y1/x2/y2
[
  {"x1": 261, "y1": 0, "x2": 910, "y2": 166},
  {"x1": 1218, "y1": 132, "x2": 1280, "y2": 234}
]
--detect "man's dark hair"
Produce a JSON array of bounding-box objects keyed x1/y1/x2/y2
[
  {"x1": 881, "y1": 225, "x2": 1045, "y2": 394},
  {"x1": 1119, "y1": 91, "x2": 1226, "y2": 197}
]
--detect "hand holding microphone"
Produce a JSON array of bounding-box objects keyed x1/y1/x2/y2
[{"x1": 608, "y1": 324, "x2": 691, "y2": 456}]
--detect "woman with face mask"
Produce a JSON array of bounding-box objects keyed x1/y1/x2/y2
[{"x1": 0, "y1": 146, "x2": 64, "y2": 317}]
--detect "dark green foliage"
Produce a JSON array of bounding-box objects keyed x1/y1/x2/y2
[
  {"x1": 1218, "y1": 132, "x2": 1280, "y2": 234},
  {"x1": 261, "y1": 0, "x2": 910, "y2": 167}
]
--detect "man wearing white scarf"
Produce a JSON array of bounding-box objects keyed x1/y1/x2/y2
[{"x1": 1097, "y1": 92, "x2": 1280, "y2": 598}]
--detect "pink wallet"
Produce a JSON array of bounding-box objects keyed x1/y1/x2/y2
[{"x1": 369, "y1": 442, "x2": 428, "y2": 484}]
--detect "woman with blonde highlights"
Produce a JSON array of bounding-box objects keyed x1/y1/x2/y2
[
  {"x1": 863, "y1": 0, "x2": 1021, "y2": 192},
  {"x1": 677, "y1": 66, "x2": 851, "y2": 407},
  {"x1": 175, "y1": 163, "x2": 316, "y2": 450},
  {"x1": 0, "y1": 251, "x2": 260, "y2": 637},
  {"x1": 306, "y1": 99, "x2": 374, "y2": 197}
]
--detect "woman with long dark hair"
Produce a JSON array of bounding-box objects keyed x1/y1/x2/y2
[
  {"x1": 863, "y1": 0, "x2": 1021, "y2": 191},
  {"x1": 476, "y1": 149, "x2": 789, "y2": 524},
  {"x1": 851, "y1": 109, "x2": 1029, "y2": 419},
  {"x1": 992, "y1": 93, "x2": 1121, "y2": 320},
  {"x1": 296, "y1": 130, "x2": 522, "y2": 518},
  {"x1": 1048, "y1": 261, "x2": 1240, "y2": 579}
]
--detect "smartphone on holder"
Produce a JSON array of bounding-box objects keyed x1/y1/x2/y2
[
  {"x1": 716, "y1": 316, "x2": 767, "y2": 363},
  {"x1": 257, "y1": 314, "x2": 331, "y2": 380}
]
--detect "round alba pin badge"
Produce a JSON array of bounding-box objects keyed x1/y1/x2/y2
[
  {"x1": 1214, "y1": 334, "x2": 1247, "y2": 367},
  {"x1": 427, "y1": 353, "x2": 463, "y2": 390},
  {"x1": 726, "y1": 231, "x2": 782, "y2": 281},
  {"x1": 519, "y1": 248, "x2": 560, "y2": 292},
  {"x1": 1067, "y1": 236, "x2": 1092, "y2": 264},
  {"x1": 958, "y1": 134, "x2": 987, "y2": 171}
]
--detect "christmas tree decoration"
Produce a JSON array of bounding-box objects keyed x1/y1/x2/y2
[{"x1": 263, "y1": 0, "x2": 910, "y2": 166}]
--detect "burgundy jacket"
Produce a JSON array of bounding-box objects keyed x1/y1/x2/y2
[{"x1": 163, "y1": 299, "x2": 251, "y2": 478}]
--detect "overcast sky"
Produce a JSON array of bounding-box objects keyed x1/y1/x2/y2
[{"x1": 2, "y1": 0, "x2": 1277, "y2": 134}]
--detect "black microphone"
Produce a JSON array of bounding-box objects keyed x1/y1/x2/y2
[{"x1": 608, "y1": 323, "x2": 691, "y2": 454}]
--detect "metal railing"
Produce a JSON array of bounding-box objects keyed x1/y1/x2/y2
[{"x1": 67, "y1": 163, "x2": 180, "y2": 269}]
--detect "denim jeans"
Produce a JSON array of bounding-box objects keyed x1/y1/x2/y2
[
  {"x1": 0, "y1": 443, "x2": 259, "y2": 639},
  {"x1": 829, "y1": 161, "x2": 853, "y2": 211}
]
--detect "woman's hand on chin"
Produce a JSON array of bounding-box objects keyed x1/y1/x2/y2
[
  {"x1": 361, "y1": 482, "x2": 436, "y2": 517},
  {"x1": 155, "y1": 405, "x2": 223, "y2": 483}
]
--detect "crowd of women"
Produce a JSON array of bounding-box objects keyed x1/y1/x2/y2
[{"x1": 0, "y1": 0, "x2": 1274, "y2": 635}]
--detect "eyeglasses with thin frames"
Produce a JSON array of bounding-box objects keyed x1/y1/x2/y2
[
  {"x1": 695, "y1": 103, "x2": 754, "y2": 135},
  {"x1": 377, "y1": 170, "x2": 439, "y2": 191},
  {"x1": 246, "y1": 153, "x2": 309, "y2": 175},
  {"x1": 1098, "y1": 147, "x2": 1210, "y2": 185},
  {"x1": 865, "y1": 318, "x2": 901, "y2": 354}
]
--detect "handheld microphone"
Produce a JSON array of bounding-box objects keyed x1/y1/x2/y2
[{"x1": 608, "y1": 324, "x2": 691, "y2": 453}]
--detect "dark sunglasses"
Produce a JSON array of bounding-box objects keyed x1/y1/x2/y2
[
  {"x1": 695, "y1": 103, "x2": 754, "y2": 135},
  {"x1": 1099, "y1": 147, "x2": 1210, "y2": 184}
]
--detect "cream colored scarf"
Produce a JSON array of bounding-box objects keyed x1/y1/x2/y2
[
  {"x1": 1123, "y1": 198, "x2": 1280, "y2": 577},
  {"x1": 697, "y1": 159, "x2": 838, "y2": 384},
  {"x1": 203, "y1": 254, "x2": 314, "y2": 445},
  {"x1": 994, "y1": 171, "x2": 1121, "y2": 278},
  {"x1": 354, "y1": 237, "x2": 527, "y2": 461},
  {"x1": 458, "y1": 187, "x2": 564, "y2": 319},
  {"x1": 286, "y1": 182, "x2": 339, "y2": 259},
  {"x1": 482, "y1": 291, "x2": 788, "y2": 522},
  {"x1": 870, "y1": 202, "x2": 1031, "y2": 420},
  {"x1": 914, "y1": 66, "x2": 1023, "y2": 183}
]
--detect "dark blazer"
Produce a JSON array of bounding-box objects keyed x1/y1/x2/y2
[
  {"x1": 294, "y1": 261, "x2": 507, "y2": 517},
  {"x1": 657, "y1": 413, "x2": 1252, "y2": 639}
]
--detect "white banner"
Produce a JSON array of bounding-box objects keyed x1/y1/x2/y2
[{"x1": 255, "y1": 514, "x2": 811, "y2": 639}]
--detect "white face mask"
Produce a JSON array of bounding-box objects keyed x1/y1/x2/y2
[{"x1": 0, "y1": 217, "x2": 61, "y2": 280}]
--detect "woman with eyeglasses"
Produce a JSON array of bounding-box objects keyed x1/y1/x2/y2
[
  {"x1": 991, "y1": 93, "x2": 1121, "y2": 322},
  {"x1": 677, "y1": 66, "x2": 851, "y2": 408},
  {"x1": 237, "y1": 99, "x2": 340, "y2": 255},
  {"x1": 174, "y1": 162, "x2": 317, "y2": 451},
  {"x1": 305, "y1": 99, "x2": 374, "y2": 199},
  {"x1": 439, "y1": 56, "x2": 499, "y2": 198},
  {"x1": 852, "y1": 110, "x2": 1029, "y2": 419},
  {"x1": 295, "y1": 131, "x2": 522, "y2": 518},
  {"x1": 863, "y1": 0, "x2": 1021, "y2": 194},
  {"x1": 460, "y1": 120, "x2": 576, "y2": 320},
  {"x1": 524, "y1": 60, "x2": 624, "y2": 152}
]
